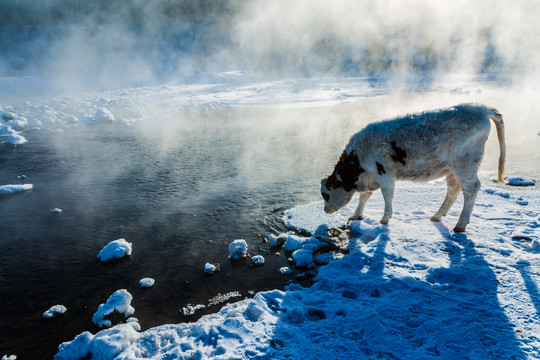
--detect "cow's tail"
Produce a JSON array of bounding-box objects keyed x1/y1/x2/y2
[{"x1": 487, "y1": 108, "x2": 506, "y2": 184}]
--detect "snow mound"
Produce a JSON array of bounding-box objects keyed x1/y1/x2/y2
[
  {"x1": 5, "y1": 133, "x2": 27, "y2": 144},
  {"x1": 229, "y1": 239, "x2": 248, "y2": 260},
  {"x1": 0, "y1": 184, "x2": 33, "y2": 194},
  {"x1": 43, "y1": 305, "x2": 67, "y2": 318},
  {"x1": 139, "y1": 278, "x2": 154, "y2": 288},
  {"x1": 97, "y1": 239, "x2": 132, "y2": 262},
  {"x1": 252, "y1": 255, "x2": 265, "y2": 265},
  {"x1": 93, "y1": 108, "x2": 116, "y2": 123},
  {"x1": 55, "y1": 321, "x2": 140, "y2": 360},
  {"x1": 92, "y1": 289, "x2": 135, "y2": 328}
]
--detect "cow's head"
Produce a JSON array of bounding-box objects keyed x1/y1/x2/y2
[{"x1": 321, "y1": 150, "x2": 363, "y2": 214}]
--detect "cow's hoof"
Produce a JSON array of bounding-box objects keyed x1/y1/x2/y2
[
  {"x1": 348, "y1": 216, "x2": 363, "y2": 221},
  {"x1": 453, "y1": 226, "x2": 466, "y2": 233},
  {"x1": 430, "y1": 216, "x2": 441, "y2": 222},
  {"x1": 379, "y1": 219, "x2": 388, "y2": 225}
]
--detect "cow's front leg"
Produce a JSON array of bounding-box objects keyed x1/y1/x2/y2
[
  {"x1": 379, "y1": 182, "x2": 395, "y2": 225},
  {"x1": 349, "y1": 191, "x2": 372, "y2": 221}
]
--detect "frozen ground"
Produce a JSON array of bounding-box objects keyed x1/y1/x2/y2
[{"x1": 54, "y1": 184, "x2": 540, "y2": 359}]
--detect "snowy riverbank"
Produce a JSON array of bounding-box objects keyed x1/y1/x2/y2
[{"x1": 52, "y1": 184, "x2": 539, "y2": 359}]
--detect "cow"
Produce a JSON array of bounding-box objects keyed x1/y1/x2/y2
[{"x1": 320, "y1": 103, "x2": 506, "y2": 232}]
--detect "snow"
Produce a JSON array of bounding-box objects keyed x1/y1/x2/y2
[
  {"x1": 97, "y1": 239, "x2": 132, "y2": 262},
  {"x1": 228, "y1": 239, "x2": 248, "y2": 260},
  {"x1": 0, "y1": 72, "x2": 390, "y2": 147},
  {"x1": 139, "y1": 278, "x2": 154, "y2": 288},
  {"x1": 280, "y1": 267, "x2": 293, "y2": 275},
  {"x1": 251, "y1": 255, "x2": 265, "y2": 265},
  {"x1": 92, "y1": 289, "x2": 135, "y2": 329},
  {"x1": 291, "y1": 249, "x2": 314, "y2": 269},
  {"x1": 54, "y1": 185, "x2": 540, "y2": 359},
  {"x1": 2, "y1": 355, "x2": 16, "y2": 360},
  {"x1": 50, "y1": 208, "x2": 63, "y2": 214},
  {"x1": 93, "y1": 108, "x2": 116, "y2": 123},
  {"x1": 204, "y1": 263, "x2": 217, "y2": 274},
  {"x1": 0, "y1": 184, "x2": 33, "y2": 194},
  {"x1": 43, "y1": 305, "x2": 67, "y2": 318}
]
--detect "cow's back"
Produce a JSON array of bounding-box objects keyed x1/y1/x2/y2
[{"x1": 348, "y1": 104, "x2": 492, "y2": 181}]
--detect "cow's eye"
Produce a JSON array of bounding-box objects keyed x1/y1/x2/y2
[{"x1": 322, "y1": 193, "x2": 330, "y2": 202}]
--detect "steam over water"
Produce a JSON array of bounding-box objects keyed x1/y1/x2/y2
[{"x1": 1, "y1": 0, "x2": 540, "y2": 358}]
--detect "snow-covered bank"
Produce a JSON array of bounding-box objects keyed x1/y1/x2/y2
[
  {"x1": 0, "y1": 184, "x2": 33, "y2": 194},
  {"x1": 0, "y1": 71, "x2": 508, "y2": 147},
  {"x1": 55, "y1": 184, "x2": 540, "y2": 359}
]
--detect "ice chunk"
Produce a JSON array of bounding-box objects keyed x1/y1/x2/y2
[
  {"x1": 279, "y1": 267, "x2": 293, "y2": 275},
  {"x1": 50, "y1": 208, "x2": 62, "y2": 214},
  {"x1": 139, "y1": 278, "x2": 155, "y2": 288},
  {"x1": 292, "y1": 249, "x2": 314, "y2": 269},
  {"x1": 97, "y1": 239, "x2": 132, "y2": 262},
  {"x1": 6, "y1": 133, "x2": 27, "y2": 144},
  {"x1": 1, "y1": 112, "x2": 18, "y2": 121},
  {"x1": 268, "y1": 233, "x2": 288, "y2": 247},
  {"x1": 43, "y1": 305, "x2": 67, "y2": 318},
  {"x1": 2, "y1": 355, "x2": 17, "y2": 360},
  {"x1": 92, "y1": 289, "x2": 135, "y2": 328},
  {"x1": 182, "y1": 304, "x2": 206, "y2": 316},
  {"x1": 204, "y1": 263, "x2": 217, "y2": 274},
  {"x1": 0, "y1": 184, "x2": 33, "y2": 194},
  {"x1": 252, "y1": 255, "x2": 265, "y2": 265},
  {"x1": 229, "y1": 239, "x2": 248, "y2": 260}
]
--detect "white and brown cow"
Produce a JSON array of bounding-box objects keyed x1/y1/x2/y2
[{"x1": 321, "y1": 103, "x2": 506, "y2": 232}]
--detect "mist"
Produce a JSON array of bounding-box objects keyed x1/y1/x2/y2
[{"x1": 2, "y1": 0, "x2": 539, "y2": 87}]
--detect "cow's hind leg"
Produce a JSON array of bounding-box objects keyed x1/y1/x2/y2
[
  {"x1": 453, "y1": 173, "x2": 481, "y2": 233},
  {"x1": 379, "y1": 181, "x2": 395, "y2": 225},
  {"x1": 431, "y1": 173, "x2": 461, "y2": 222},
  {"x1": 349, "y1": 191, "x2": 372, "y2": 221}
]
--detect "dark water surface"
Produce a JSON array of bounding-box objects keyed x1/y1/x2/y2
[{"x1": 0, "y1": 106, "x2": 356, "y2": 359}]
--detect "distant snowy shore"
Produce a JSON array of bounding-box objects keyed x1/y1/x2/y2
[
  {"x1": 0, "y1": 71, "x2": 494, "y2": 146},
  {"x1": 54, "y1": 184, "x2": 540, "y2": 360}
]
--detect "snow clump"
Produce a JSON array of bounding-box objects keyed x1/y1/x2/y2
[
  {"x1": 229, "y1": 239, "x2": 248, "y2": 260},
  {"x1": 280, "y1": 267, "x2": 293, "y2": 275},
  {"x1": 252, "y1": 255, "x2": 265, "y2": 265},
  {"x1": 2, "y1": 355, "x2": 16, "y2": 360},
  {"x1": 50, "y1": 208, "x2": 62, "y2": 214},
  {"x1": 139, "y1": 278, "x2": 155, "y2": 288},
  {"x1": 97, "y1": 239, "x2": 132, "y2": 262},
  {"x1": 292, "y1": 249, "x2": 314, "y2": 269},
  {"x1": 43, "y1": 305, "x2": 67, "y2": 318},
  {"x1": 92, "y1": 289, "x2": 135, "y2": 328},
  {"x1": 204, "y1": 263, "x2": 217, "y2": 274}
]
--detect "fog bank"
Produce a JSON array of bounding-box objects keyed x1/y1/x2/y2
[{"x1": 1, "y1": 0, "x2": 539, "y2": 90}]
